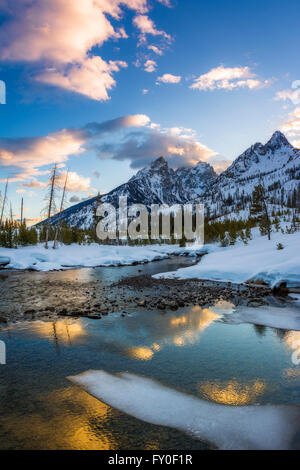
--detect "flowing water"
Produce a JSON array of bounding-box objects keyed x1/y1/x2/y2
[{"x1": 0, "y1": 258, "x2": 300, "y2": 450}]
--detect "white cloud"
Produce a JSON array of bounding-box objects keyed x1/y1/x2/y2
[
  {"x1": 144, "y1": 59, "x2": 157, "y2": 73},
  {"x1": 0, "y1": 129, "x2": 85, "y2": 175},
  {"x1": 133, "y1": 14, "x2": 171, "y2": 44},
  {"x1": 0, "y1": 0, "x2": 150, "y2": 100},
  {"x1": 37, "y1": 57, "x2": 127, "y2": 101},
  {"x1": 190, "y1": 66, "x2": 268, "y2": 91},
  {"x1": 275, "y1": 88, "x2": 300, "y2": 106},
  {"x1": 156, "y1": 0, "x2": 172, "y2": 6},
  {"x1": 0, "y1": 114, "x2": 151, "y2": 184},
  {"x1": 142, "y1": 89, "x2": 149, "y2": 94},
  {"x1": 280, "y1": 107, "x2": 300, "y2": 141},
  {"x1": 157, "y1": 73, "x2": 181, "y2": 84},
  {"x1": 56, "y1": 171, "x2": 91, "y2": 192},
  {"x1": 148, "y1": 45, "x2": 163, "y2": 55}
]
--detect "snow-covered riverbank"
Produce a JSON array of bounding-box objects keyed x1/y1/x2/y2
[
  {"x1": 154, "y1": 230, "x2": 300, "y2": 288},
  {"x1": 0, "y1": 243, "x2": 205, "y2": 271}
]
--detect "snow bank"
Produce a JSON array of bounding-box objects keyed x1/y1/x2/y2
[
  {"x1": 154, "y1": 230, "x2": 300, "y2": 287},
  {"x1": 68, "y1": 370, "x2": 300, "y2": 450},
  {"x1": 0, "y1": 243, "x2": 203, "y2": 271}
]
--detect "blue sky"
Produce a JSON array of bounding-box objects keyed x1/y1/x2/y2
[{"x1": 0, "y1": 0, "x2": 300, "y2": 223}]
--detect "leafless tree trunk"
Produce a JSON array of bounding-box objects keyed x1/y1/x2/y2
[
  {"x1": 53, "y1": 169, "x2": 68, "y2": 249},
  {"x1": 0, "y1": 178, "x2": 8, "y2": 228},
  {"x1": 45, "y1": 164, "x2": 57, "y2": 249},
  {"x1": 20, "y1": 197, "x2": 24, "y2": 226}
]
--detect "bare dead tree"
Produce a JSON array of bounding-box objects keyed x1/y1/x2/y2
[
  {"x1": 53, "y1": 169, "x2": 69, "y2": 249},
  {"x1": 44, "y1": 164, "x2": 58, "y2": 249},
  {"x1": 0, "y1": 178, "x2": 8, "y2": 228},
  {"x1": 20, "y1": 197, "x2": 24, "y2": 226}
]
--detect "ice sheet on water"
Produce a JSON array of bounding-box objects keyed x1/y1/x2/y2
[{"x1": 68, "y1": 370, "x2": 300, "y2": 450}]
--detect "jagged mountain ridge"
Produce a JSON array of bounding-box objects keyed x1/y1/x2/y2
[
  {"x1": 205, "y1": 130, "x2": 300, "y2": 216},
  {"x1": 43, "y1": 131, "x2": 300, "y2": 229}
]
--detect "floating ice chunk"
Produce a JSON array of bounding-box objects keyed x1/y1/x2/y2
[
  {"x1": 222, "y1": 304, "x2": 300, "y2": 331},
  {"x1": 68, "y1": 371, "x2": 300, "y2": 450}
]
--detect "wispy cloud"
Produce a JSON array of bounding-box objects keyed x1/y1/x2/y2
[
  {"x1": 190, "y1": 65, "x2": 269, "y2": 91},
  {"x1": 148, "y1": 45, "x2": 163, "y2": 55},
  {"x1": 133, "y1": 14, "x2": 171, "y2": 44},
  {"x1": 156, "y1": 0, "x2": 172, "y2": 6}
]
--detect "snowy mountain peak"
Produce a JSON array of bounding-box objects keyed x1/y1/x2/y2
[
  {"x1": 41, "y1": 131, "x2": 299, "y2": 229},
  {"x1": 265, "y1": 131, "x2": 292, "y2": 151},
  {"x1": 150, "y1": 156, "x2": 168, "y2": 168}
]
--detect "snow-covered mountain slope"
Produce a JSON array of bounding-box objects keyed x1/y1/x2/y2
[
  {"x1": 205, "y1": 131, "x2": 300, "y2": 216},
  {"x1": 44, "y1": 157, "x2": 217, "y2": 229},
  {"x1": 42, "y1": 131, "x2": 300, "y2": 229}
]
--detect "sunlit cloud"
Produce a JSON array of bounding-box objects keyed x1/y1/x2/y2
[
  {"x1": 95, "y1": 125, "x2": 218, "y2": 169},
  {"x1": 133, "y1": 14, "x2": 171, "y2": 44},
  {"x1": 280, "y1": 107, "x2": 300, "y2": 144},
  {"x1": 144, "y1": 59, "x2": 157, "y2": 72},
  {"x1": 0, "y1": 129, "x2": 85, "y2": 176},
  {"x1": 148, "y1": 45, "x2": 163, "y2": 55},
  {"x1": 157, "y1": 73, "x2": 181, "y2": 84},
  {"x1": 0, "y1": 0, "x2": 152, "y2": 100},
  {"x1": 37, "y1": 58, "x2": 128, "y2": 101},
  {"x1": 56, "y1": 171, "x2": 91, "y2": 193},
  {"x1": 0, "y1": 114, "x2": 151, "y2": 184},
  {"x1": 190, "y1": 65, "x2": 269, "y2": 91},
  {"x1": 275, "y1": 88, "x2": 300, "y2": 106}
]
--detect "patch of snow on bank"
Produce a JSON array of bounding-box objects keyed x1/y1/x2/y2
[
  {"x1": 0, "y1": 243, "x2": 204, "y2": 271},
  {"x1": 154, "y1": 230, "x2": 300, "y2": 287},
  {"x1": 68, "y1": 371, "x2": 300, "y2": 450}
]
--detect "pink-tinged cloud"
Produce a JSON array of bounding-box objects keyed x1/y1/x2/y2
[
  {"x1": 0, "y1": 0, "x2": 149, "y2": 100},
  {"x1": 190, "y1": 66, "x2": 268, "y2": 91},
  {"x1": 37, "y1": 57, "x2": 127, "y2": 101},
  {"x1": 56, "y1": 171, "x2": 91, "y2": 192},
  {"x1": 148, "y1": 45, "x2": 163, "y2": 55},
  {"x1": 133, "y1": 14, "x2": 171, "y2": 43},
  {"x1": 292, "y1": 140, "x2": 300, "y2": 148},
  {"x1": 280, "y1": 107, "x2": 300, "y2": 140},
  {"x1": 95, "y1": 127, "x2": 219, "y2": 169},
  {"x1": 275, "y1": 88, "x2": 300, "y2": 105},
  {"x1": 144, "y1": 59, "x2": 157, "y2": 73},
  {"x1": 0, "y1": 114, "x2": 151, "y2": 183},
  {"x1": 0, "y1": 129, "x2": 85, "y2": 171},
  {"x1": 157, "y1": 73, "x2": 181, "y2": 84}
]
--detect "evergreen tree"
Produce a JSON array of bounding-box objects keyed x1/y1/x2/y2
[{"x1": 250, "y1": 184, "x2": 271, "y2": 240}]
